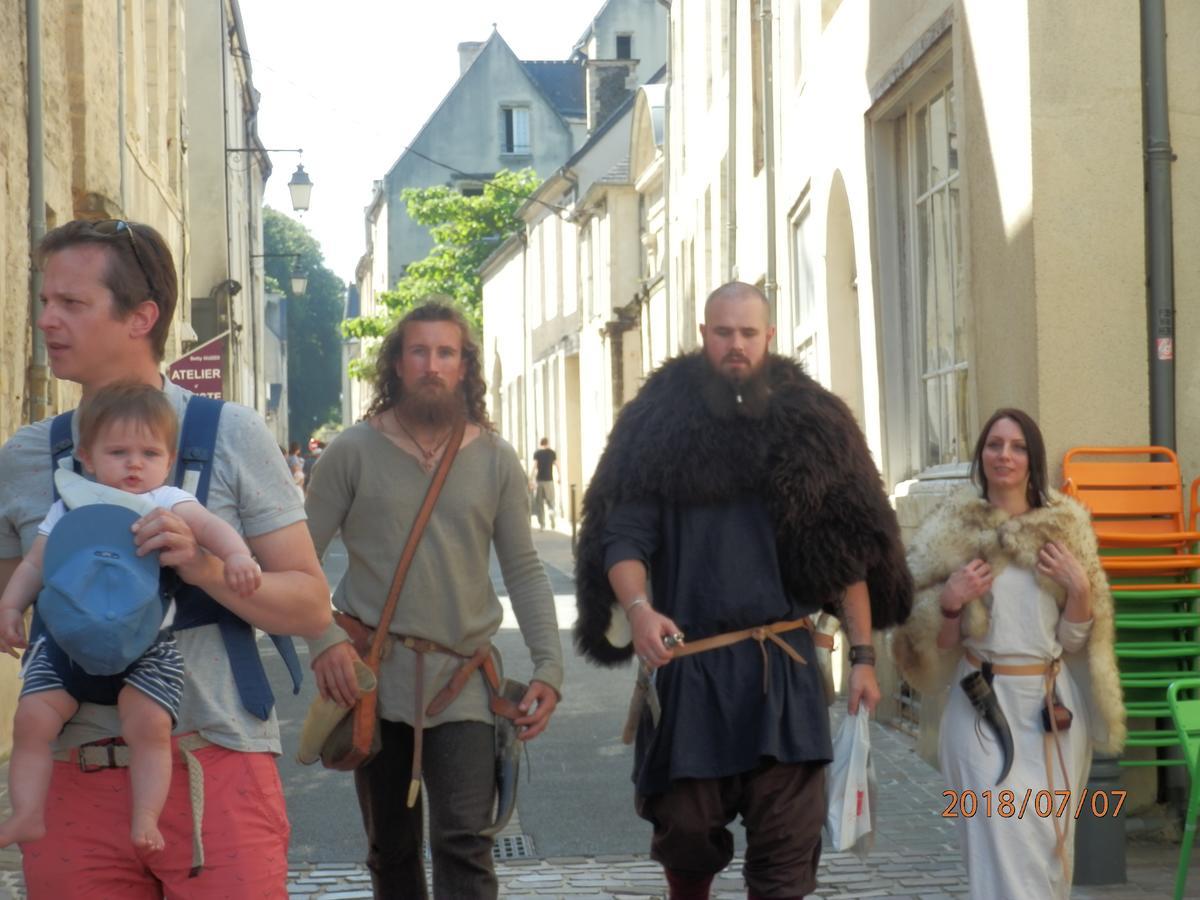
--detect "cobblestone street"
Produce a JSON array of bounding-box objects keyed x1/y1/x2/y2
[
  {"x1": 0, "y1": 529, "x2": 1196, "y2": 898},
  {"x1": 0, "y1": 713, "x2": 1195, "y2": 899}
]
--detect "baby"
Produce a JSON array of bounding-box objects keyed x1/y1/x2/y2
[{"x1": 0, "y1": 382, "x2": 261, "y2": 852}]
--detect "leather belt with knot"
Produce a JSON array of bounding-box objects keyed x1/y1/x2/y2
[
  {"x1": 672, "y1": 618, "x2": 835, "y2": 693},
  {"x1": 333, "y1": 611, "x2": 522, "y2": 808}
]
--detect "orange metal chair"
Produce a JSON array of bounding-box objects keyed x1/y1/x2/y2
[
  {"x1": 1063, "y1": 446, "x2": 1200, "y2": 579},
  {"x1": 1063, "y1": 446, "x2": 1200, "y2": 766}
]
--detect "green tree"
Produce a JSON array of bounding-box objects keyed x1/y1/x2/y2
[
  {"x1": 263, "y1": 207, "x2": 345, "y2": 444},
  {"x1": 342, "y1": 168, "x2": 540, "y2": 358}
]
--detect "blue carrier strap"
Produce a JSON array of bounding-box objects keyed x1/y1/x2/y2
[
  {"x1": 49, "y1": 411, "x2": 81, "y2": 501},
  {"x1": 172, "y1": 396, "x2": 303, "y2": 719}
]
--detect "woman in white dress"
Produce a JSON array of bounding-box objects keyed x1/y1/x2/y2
[{"x1": 892, "y1": 409, "x2": 1126, "y2": 900}]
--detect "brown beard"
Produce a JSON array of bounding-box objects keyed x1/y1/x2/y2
[
  {"x1": 396, "y1": 379, "x2": 467, "y2": 428},
  {"x1": 698, "y1": 357, "x2": 771, "y2": 419}
]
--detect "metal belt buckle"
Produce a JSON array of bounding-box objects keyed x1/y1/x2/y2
[{"x1": 77, "y1": 739, "x2": 122, "y2": 773}]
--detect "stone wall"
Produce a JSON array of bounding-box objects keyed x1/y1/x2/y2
[{"x1": 0, "y1": 0, "x2": 190, "y2": 758}]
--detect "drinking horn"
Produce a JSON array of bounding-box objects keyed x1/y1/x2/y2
[
  {"x1": 480, "y1": 678, "x2": 528, "y2": 838},
  {"x1": 960, "y1": 669, "x2": 1015, "y2": 784}
]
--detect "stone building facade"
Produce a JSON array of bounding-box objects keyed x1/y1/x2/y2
[{"x1": 0, "y1": 0, "x2": 276, "y2": 752}]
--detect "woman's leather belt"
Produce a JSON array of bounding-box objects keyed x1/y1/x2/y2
[{"x1": 964, "y1": 648, "x2": 1050, "y2": 676}]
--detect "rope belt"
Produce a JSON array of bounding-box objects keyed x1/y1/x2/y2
[
  {"x1": 672, "y1": 618, "x2": 834, "y2": 693},
  {"x1": 963, "y1": 649, "x2": 1071, "y2": 878},
  {"x1": 53, "y1": 733, "x2": 212, "y2": 876}
]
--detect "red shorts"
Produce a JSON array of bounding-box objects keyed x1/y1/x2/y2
[{"x1": 21, "y1": 740, "x2": 290, "y2": 899}]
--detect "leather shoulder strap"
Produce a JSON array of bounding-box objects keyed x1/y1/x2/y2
[{"x1": 367, "y1": 418, "x2": 467, "y2": 667}]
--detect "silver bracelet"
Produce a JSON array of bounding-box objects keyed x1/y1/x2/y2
[{"x1": 624, "y1": 597, "x2": 649, "y2": 618}]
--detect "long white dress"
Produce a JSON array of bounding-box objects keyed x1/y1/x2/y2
[{"x1": 938, "y1": 566, "x2": 1093, "y2": 900}]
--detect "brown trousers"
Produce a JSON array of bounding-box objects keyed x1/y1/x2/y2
[{"x1": 636, "y1": 759, "x2": 826, "y2": 898}]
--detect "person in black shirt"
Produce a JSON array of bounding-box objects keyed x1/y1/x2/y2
[
  {"x1": 574, "y1": 282, "x2": 912, "y2": 899},
  {"x1": 530, "y1": 438, "x2": 559, "y2": 530}
]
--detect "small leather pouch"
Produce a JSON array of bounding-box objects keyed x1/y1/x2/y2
[{"x1": 1041, "y1": 697, "x2": 1073, "y2": 733}]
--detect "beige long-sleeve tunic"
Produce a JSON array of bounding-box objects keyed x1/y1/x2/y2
[{"x1": 304, "y1": 422, "x2": 562, "y2": 726}]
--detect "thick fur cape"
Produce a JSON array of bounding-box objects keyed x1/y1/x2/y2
[
  {"x1": 574, "y1": 352, "x2": 913, "y2": 665},
  {"x1": 890, "y1": 488, "x2": 1126, "y2": 754}
]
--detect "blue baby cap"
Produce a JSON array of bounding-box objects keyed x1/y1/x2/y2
[{"x1": 39, "y1": 504, "x2": 163, "y2": 676}]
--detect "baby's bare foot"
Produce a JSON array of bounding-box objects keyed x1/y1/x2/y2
[
  {"x1": 0, "y1": 810, "x2": 46, "y2": 848},
  {"x1": 131, "y1": 811, "x2": 164, "y2": 853}
]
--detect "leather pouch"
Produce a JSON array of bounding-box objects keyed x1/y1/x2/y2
[{"x1": 1041, "y1": 699, "x2": 1073, "y2": 733}]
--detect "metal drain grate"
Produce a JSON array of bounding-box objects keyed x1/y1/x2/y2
[
  {"x1": 422, "y1": 833, "x2": 535, "y2": 862},
  {"x1": 492, "y1": 833, "x2": 535, "y2": 861}
]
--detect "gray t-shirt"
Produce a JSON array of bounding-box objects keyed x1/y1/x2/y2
[
  {"x1": 0, "y1": 379, "x2": 307, "y2": 753},
  {"x1": 305, "y1": 422, "x2": 563, "y2": 726}
]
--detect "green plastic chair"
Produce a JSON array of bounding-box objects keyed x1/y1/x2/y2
[{"x1": 1166, "y1": 678, "x2": 1200, "y2": 898}]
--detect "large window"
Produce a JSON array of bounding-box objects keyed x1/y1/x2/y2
[
  {"x1": 873, "y1": 44, "x2": 968, "y2": 482},
  {"x1": 910, "y1": 84, "x2": 965, "y2": 468},
  {"x1": 501, "y1": 106, "x2": 531, "y2": 155}
]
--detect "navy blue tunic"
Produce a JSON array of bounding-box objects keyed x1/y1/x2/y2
[{"x1": 604, "y1": 495, "x2": 837, "y2": 796}]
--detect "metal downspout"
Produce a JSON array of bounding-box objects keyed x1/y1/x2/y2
[
  {"x1": 26, "y1": 0, "x2": 49, "y2": 423},
  {"x1": 219, "y1": 2, "x2": 238, "y2": 401},
  {"x1": 661, "y1": 14, "x2": 672, "y2": 355},
  {"x1": 1142, "y1": 0, "x2": 1175, "y2": 448},
  {"x1": 521, "y1": 232, "x2": 530, "y2": 464},
  {"x1": 726, "y1": 0, "x2": 737, "y2": 280},
  {"x1": 118, "y1": 0, "x2": 127, "y2": 209},
  {"x1": 761, "y1": 0, "x2": 778, "y2": 323}
]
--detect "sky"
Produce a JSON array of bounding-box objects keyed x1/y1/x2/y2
[{"x1": 237, "y1": 0, "x2": 608, "y2": 287}]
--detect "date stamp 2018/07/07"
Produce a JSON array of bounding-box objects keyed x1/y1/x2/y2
[{"x1": 942, "y1": 789, "x2": 1126, "y2": 819}]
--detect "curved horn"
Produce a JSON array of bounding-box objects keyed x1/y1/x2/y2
[
  {"x1": 479, "y1": 678, "x2": 527, "y2": 838},
  {"x1": 480, "y1": 752, "x2": 519, "y2": 838},
  {"x1": 960, "y1": 670, "x2": 1015, "y2": 784}
]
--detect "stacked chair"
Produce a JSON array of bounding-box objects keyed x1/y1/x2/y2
[
  {"x1": 1061, "y1": 446, "x2": 1200, "y2": 768},
  {"x1": 1167, "y1": 678, "x2": 1200, "y2": 899}
]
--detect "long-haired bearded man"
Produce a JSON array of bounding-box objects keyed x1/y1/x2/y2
[{"x1": 303, "y1": 300, "x2": 563, "y2": 898}]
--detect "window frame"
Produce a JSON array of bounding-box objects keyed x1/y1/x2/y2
[
  {"x1": 869, "y1": 40, "x2": 972, "y2": 485},
  {"x1": 500, "y1": 104, "x2": 532, "y2": 156},
  {"x1": 789, "y1": 187, "x2": 820, "y2": 380}
]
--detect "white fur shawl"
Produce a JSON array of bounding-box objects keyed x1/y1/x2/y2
[{"x1": 890, "y1": 487, "x2": 1126, "y2": 755}]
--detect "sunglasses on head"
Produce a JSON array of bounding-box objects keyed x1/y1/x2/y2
[{"x1": 89, "y1": 219, "x2": 156, "y2": 297}]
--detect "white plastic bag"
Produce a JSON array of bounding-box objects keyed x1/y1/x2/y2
[{"x1": 823, "y1": 709, "x2": 876, "y2": 855}]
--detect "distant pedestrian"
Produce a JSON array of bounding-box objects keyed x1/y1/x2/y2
[
  {"x1": 302, "y1": 439, "x2": 324, "y2": 493},
  {"x1": 287, "y1": 442, "x2": 305, "y2": 497},
  {"x1": 530, "y1": 438, "x2": 559, "y2": 530}
]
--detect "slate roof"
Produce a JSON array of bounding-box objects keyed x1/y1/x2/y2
[
  {"x1": 343, "y1": 284, "x2": 361, "y2": 319},
  {"x1": 521, "y1": 60, "x2": 585, "y2": 119}
]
